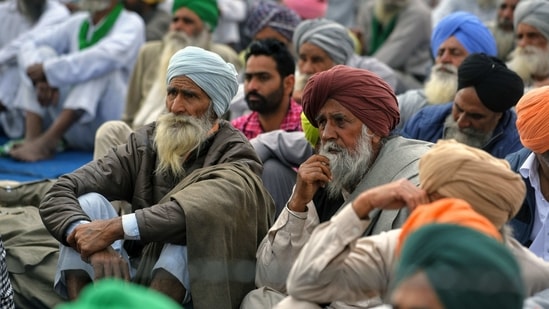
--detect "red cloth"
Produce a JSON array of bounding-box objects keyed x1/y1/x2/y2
[{"x1": 301, "y1": 65, "x2": 399, "y2": 137}]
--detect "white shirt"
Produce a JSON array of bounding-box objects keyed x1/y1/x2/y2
[{"x1": 520, "y1": 152, "x2": 549, "y2": 261}]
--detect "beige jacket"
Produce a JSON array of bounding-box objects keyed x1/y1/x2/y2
[{"x1": 282, "y1": 204, "x2": 549, "y2": 307}]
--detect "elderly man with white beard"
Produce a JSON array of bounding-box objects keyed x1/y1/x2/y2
[
  {"x1": 506, "y1": 0, "x2": 549, "y2": 89},
  {"x1": 395, "y1": 11, "x2": 497, "y2": 132},
  {"x1": 402, "y1": 53, "x2": 524, "y2": 159},
  {"x1": 38, "y1": 46, "x2": 275, "y2": 309},
  {"x1": 240, "y1": 65, "x2": 432, "y2": 309},
  {"x1": 486, "y1": 0, "x2": 521, "y2": 61}
]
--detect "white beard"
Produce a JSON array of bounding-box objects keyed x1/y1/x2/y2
[
  {"x1": 424, "y1": 63, "x2": 458, "y2": 104},
  {"x1": 319, "y1": 126, "x2": 375, "y2": 199},
  {"x1": 443, "y1": 114, "x2": 493, "y2": 149},
  {"x1": 79, "y1": 0, "x2": 111, "y2": 14},
  {"x1": 491, "y1": 26, "x2": 516, "y2": 60},
  {"x1": 374, "y1": 0, "x2": 408, "y2": 25},
  {"x1": 477, "y1": 0, "x2": 498, "y2": 9},
  {"x1": 507, "y1": 45, "x2": 549, "y2": 84},
  {"x1": 153, "y1": 109, "x2": 215, "y2": 177}
]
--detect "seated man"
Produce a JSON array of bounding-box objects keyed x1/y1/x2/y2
[
  {"x1": 231, "y1": 39, "x2": 301, "y2": 140},
  {"x1": 395, "y1": 11, "x2": 498, "y2": 132},
  {"x1": 402, "y1": 52, "x2": 524, "y2": 158},
  {"x1": 7, "y1": 0, "x2": 145, "y2": 162},
  {"x1": 507, "y1": 86, "x2": 549, "y2": 261},
  {"x1": 240, "y1": 65, "x2": 432, "y2": 308},
  {"x1": 280, "y1": 139, "x2": 548, "y2": 307},
  {"x1": 38, "y1": 46, "x2": 275, "y2": 308},
  {"x1": 506, "y1": 0, "x2": 549, "y2": 89}
]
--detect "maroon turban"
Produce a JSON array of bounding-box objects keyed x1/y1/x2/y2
[{"x1": 301, "y1": 65, "x2": 399, "y2": 137}]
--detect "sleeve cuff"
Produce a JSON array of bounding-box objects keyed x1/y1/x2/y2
[{"x1": 122, "y1": 213, "x2": 140, "y2": 240}]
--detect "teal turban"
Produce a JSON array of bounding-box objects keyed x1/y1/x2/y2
[
  {"x1": 166, "y1": 46, "x2": 238, "y2": 117},
  {"x1": 395, "y1": 224, "x2": 524, "y2": 309},
  {"x1": 56, "y1": 279, "x2": 181, "y2": 309},
  {"x1": 172, "y1": 0, "x2": 219, "y2": 32}
]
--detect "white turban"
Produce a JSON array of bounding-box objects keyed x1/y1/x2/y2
[
  {"x1": 293, "y1": 18, "x2": 354, "y2": 65},
  {"x1": 166, "y1": 46, "x2": 238, "y2": 117},
  {"x1": 514, "y1": 0, "x2": 549, "y2": 41}
]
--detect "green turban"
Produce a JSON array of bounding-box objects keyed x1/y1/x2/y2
[
  {"x1": 395, "y1": 224, "x2": 524, "y2": 309},
  {"x1": 172, "y1": 0, "x2": 219, "y2": 32}
]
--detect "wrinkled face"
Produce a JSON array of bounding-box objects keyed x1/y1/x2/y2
[
  {"x1": 497, "y1": 0, "x2": 519, "y2": 31},
  {"x1": 165, "y1": 75, "x2": 211, "y2": 117},
  {"x1": 391, "y1": 272, "x2": 444, "y2": 309},
  {"x1": 244, "y1": 55, "x2": 290, "y2": 115},
  {"x1": 516, "y1": 23, "x2": 548, "y2": 50},
  {"x1": 298, "y1": 42, "x2": 336, "y2": 75},
  {"x1": 451, "y1": 87, "x2": 502, "y2": 134},
  {"x1": 435, "y1": 36, "x2": 469, "y2": 68},
  {"x1": 170, "y1": 7, "x2": 205, "y2": 37}
]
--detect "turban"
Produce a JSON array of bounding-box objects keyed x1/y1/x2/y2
[
  {"x1": 166, "y1": 46, "x2": 238, "y2": 117},
  {"x1": 514, "y1": 0, "x2": 549, "y2": 41},
  {"x1": 301, "y1": 112, "x2": 319, "y2": 147},
  {"x1": 283, "y1": 0, "x2": 327, "y2": 19},
  {"x1": 57, "y1": 279, "x2": 181, "y2": 309},
  {"x1": 395, "y1": 224, "x2": 524, "y2": 309},
  {"x1": 516, "y1": 86, "x2": 549, "y2": 153},
  {"x1": 418, "y1": 139, "x2": 526, "y2": 228},
  {"x1": 245, "y1": 1, "x2": 302, "y2": 42},
  {"x1": 172, "y1": 0, "x2": 219, "y2": 32},
  {"x1": 457, "y1": 53, "x2": 523, "y2": 113},
  {"x1": 431, "y1": 12, "x2": 497, "y2": 58},
  {"x1": 302, "y1": 65, "x2": 399, "y2": 137},
  {"x1": 398, "y1": 198, "x2": 503, "y2": 255},
  {"x1": 293, "y1": 19, "x2": 354, "y2": 65}
]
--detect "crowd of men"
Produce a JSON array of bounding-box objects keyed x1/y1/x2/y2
[{"x1": 1, "y1": 0, "x2": 549, "y2": 308}]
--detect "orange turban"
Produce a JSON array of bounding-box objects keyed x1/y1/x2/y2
[
  {"x1": 397, "y1": 197, "x2": 502, "y2": 254},
  {"x1": 418, "y1": 140, "x2": 525, "y2": 229},
  {"x1": 516, "y1": 86, "x2": 549, "y2": 154},
  {"x1": 301, "y1": 65, "x2": 399, "y2": 138}
]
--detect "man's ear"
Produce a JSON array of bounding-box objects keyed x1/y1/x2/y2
[{"x1": 284, "y1": 74, "x2": 295, "y2": 96}]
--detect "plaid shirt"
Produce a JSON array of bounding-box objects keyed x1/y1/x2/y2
[
  {"x1": 1, "y1": 239, "x2": 14, "y2": 309},
  {"x1": 231, "y1": 99, "x2": 303, "y2": 140}
]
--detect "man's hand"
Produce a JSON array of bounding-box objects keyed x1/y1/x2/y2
[
  {"x1": 352, "y1": 179, "x2": 429, "y2": 219},
  {"x1": 88, "y1": 247, "x2": 131, "y2": 281},
  {"x1": 26, "y1": 63, "x2": 47, "y2": 84},
  {"x1": 288, "y1": 154, "x2": 332, "y2": 212},
  {"x1": 35, "y1": 81, "x2": 59, "y2": 107},
  {"x1": 67, "y1": 217, "x2": 124, "y2": 261}
]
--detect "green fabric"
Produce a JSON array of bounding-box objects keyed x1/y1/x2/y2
[
  {"x1": 171, "y1": 0, "x2": 219, "y2": 32},
  {"x1": 368, "y1": 14, "x2": 397, "y2": 55},
  {"x1": 395, "y1": 224, "x2": 524, "y2": 309},
  {"x1": 79, "y1": 3, "x2": 123, "y2": 50},
  {"x1": 56, "y1": 279, "x2": 181, "y2": 309}
]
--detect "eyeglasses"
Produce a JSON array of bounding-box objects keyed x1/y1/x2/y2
[{"x1": 172, "y1": 16, "x2": 196, "y2": 25}]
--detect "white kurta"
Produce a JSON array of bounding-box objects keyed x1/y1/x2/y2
[{"x1": 14, "y1": 9, "x2": 145, "y2": 149}]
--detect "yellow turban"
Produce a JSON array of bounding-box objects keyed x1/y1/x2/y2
[
  {"x1": 516, "y1": 86, "x2": 549, "y2": 154},
  {"x1": 419, "y1": 140, "x2": 525, "y2": 228},
  {"x1": 301, "y1": 112, "x2": 319, "y2": 147}
]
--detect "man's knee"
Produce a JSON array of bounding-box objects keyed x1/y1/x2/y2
[{"x1": 93, "y1": 120, "x2": 132, "y2": 159}]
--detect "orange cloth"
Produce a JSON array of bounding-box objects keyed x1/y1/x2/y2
[
  {"x1": 397, "y1": 197, "x2": 502, "y2": 254},
  {"x1": 516, "y1": 86, "x2": 549, "y2": 154}
]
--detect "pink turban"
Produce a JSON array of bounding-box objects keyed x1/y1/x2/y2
[
  {"x1": 283, "y1": 0, "x2": 327, "y2": 19},
  {"x1": 301, "y1": 65, "x2": 399, "y2": 137},
  {"x1": 516, "y1": 86, "x2": 549, "y2": 153}
]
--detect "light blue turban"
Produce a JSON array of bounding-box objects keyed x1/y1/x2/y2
[
  {"x1": 166, "y1": 46, "x2": 238, "y2": 117},
  {"x1": 514, "y1": 0, "x2": 549, "y2": 41},
  {"x1": 293, "y1": 18, "x2": 354, "y2": 65},
  {"x1": 431, "y1": 12, "x2": 497, "y2": 59}
]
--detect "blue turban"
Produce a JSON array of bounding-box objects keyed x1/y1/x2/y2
[
  {"x1": 166, "y1": 46, "x2": 238, "y2": 117},
  {"x1": 293, "y1": 18, "x2": 354, "y2": 65},
  {"x1": 431, "y1": 12, "x2": 497, "y2": 59}
]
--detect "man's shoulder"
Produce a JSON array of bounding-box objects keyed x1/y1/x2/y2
[{"x1": 381, "y1": 136, "x2": 432, "y2": 159}]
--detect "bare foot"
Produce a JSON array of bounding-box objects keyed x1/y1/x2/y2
[{"x1": 9, "y1": 136, "x2": 57, "y2": 162}]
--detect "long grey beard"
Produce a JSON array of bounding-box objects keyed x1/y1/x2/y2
[
  {"x1": 319, "y1": 126, "x2": 374, "y2": 199},
  {"x1": 443, "y1": 114, "x2": 492, "y2": 149},
  {"x1": 78, "y1": 0, "x2": 111, "y2": 14},
  {"x1": 153, "y1": 109, "x2": 215, "y2": 177},
  {"x1": 424, "y1": 64, "x2": 458, "y2": 104}
]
